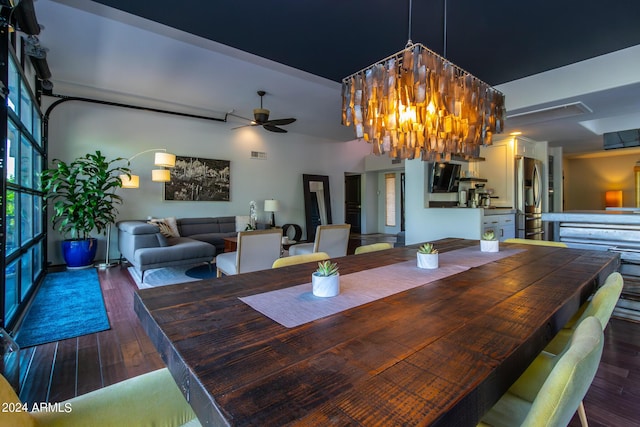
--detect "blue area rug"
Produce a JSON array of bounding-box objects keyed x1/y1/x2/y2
[
  {"x1": 185, "y1": 264, "x2": 217, "y2": 279},
  {"x1": 15, "y1": 268, "x2": 110, "y2": 348}
]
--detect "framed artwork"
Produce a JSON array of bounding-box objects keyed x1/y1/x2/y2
[{"x1": 164, "y1": 156, "x2": 230, "y2": 201}]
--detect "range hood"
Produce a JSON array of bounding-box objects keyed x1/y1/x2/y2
[{"x1": 604, "y1": 128, "x2": 640, "y2": 150}]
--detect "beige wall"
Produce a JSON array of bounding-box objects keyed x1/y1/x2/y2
[{"x1": 564, "y1": 150, "x2": 640, "y2": 210}]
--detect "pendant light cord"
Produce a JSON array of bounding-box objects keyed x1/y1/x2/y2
[
  {"x1": 443, "y1": 0, "x2": 448, "y2": 58},
  {"x1": 406, "y1": 0, "x2": 413, "y2": 46}
]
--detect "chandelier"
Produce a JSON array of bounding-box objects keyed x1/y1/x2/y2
[{"x1": 341, "y1": 0, "x2": 505, "y2": 161}]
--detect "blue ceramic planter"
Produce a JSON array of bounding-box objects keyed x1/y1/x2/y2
[{"x1": 62, "y1": 238, "x2": 98, "y2": 268}]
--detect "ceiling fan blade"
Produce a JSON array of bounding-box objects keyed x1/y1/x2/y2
[
  {"x1": 265, "y1": 118, "x2": 296, "y2": 126},
  {"x1": 231, "y1": 124, "x2": 253, "y2": 130},
  {"x1": 263, "y1": 124, "x2": 287, "y2": 133}
]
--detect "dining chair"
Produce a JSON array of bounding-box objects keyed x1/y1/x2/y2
[
  {"x1": 544, "y1": 271, "x2": 623, "y2": 355},
  {"x1": 0, "y1": 368, "x2": 201, "y2": 427},
  {"x1": 354, "y1": 242, "x2": 393, "y2": 255},
  {"x1": 289, "y1": 224, "x2": 351, "y2": 258},
  {"x1": 272, "y1": 252, "x2": 330, "y2": 268},
  {"x1": 477, "y1": 316, "x2": 604, "y2": 427},
  {"x1": 503, "y1": 237, "x2": 568, "y2": 248},
  {"x1": 216, "y1": 229, "x2": 283, "y2": 277}
]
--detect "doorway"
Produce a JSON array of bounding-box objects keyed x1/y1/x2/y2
[{"x1": 344, "y1": 174, "x2": 361, "y2": 233}]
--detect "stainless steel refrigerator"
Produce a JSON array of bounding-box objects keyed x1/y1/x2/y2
[{"x1": 516, "y1": 157, "x2": 543, "y2": 239}]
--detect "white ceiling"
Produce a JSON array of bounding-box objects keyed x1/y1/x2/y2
[{"x1": 34, "y1": 0, "x2": 640, "y2": 155}]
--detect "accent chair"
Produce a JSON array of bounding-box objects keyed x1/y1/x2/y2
[
  {"x1": 289, "y1": 224, "x2": 351, "y2": 258},
  {"x1": 216, "y1": 229, "x2": 283, "y2": 277}
]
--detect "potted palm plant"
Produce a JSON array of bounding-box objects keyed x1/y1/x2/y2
[
  {"x1": 417, "y1": 243, "x2": 439, "y2": 269},
  {"x1": 480, "y1": 230, "x2": 499, "y2": 252},
  {"x1": 312, "y1": 260, "x2": 340, "y2": 297},
  {"x1": 40, "y1": 151, "x2": 130, "y2": 268}
]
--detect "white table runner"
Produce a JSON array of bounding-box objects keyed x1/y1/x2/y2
[{"x1": 240, "y1": 247, "x2": 523, "y2": 328}]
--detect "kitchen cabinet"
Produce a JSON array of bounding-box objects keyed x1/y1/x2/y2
[
  {"x1": 479, "y1": 140, "x2": 514, "y2": 208},
  {"x1": 482, "y1": 212, "x2": 515, "y2": 241}
]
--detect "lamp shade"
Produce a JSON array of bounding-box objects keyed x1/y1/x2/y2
[
  {"x1": 154, "y1": 152, "x2": 176, "y2": 168},
  {"x1": 264, "y1": 199, "x2": 279, "y2": 212},
  {"x1": 119, "y1": 174, "x2": 140, "y2": 189},
  {"x1": 152, "y1": 169, "x2": 171, "y2": 182},
  {"x1": 605, "y1": 190, "x2": 623, "y2": 208}
]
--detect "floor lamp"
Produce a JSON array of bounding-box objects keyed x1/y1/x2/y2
[{"x1": 96, "y1": 149, "x2": 176, "y2": 269}]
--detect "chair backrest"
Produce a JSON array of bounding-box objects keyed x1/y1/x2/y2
[
  {"x1": 313, "y1": 224, "x2": 351, "y2": 257},
  {"x1": 0, "y1": 374, "x2": 33, "y2": 427},
  {"x1": 576, "y1": 271, "x2": 623, "y2": 329},
  {"x1": 503, "y1": 238, "x2": 568, "y2": 248},
  {"x1": 522, "y1": 316, "x2": 604, "y2": 427},
  {"x1": 354, "y1": 242, "x2": 393, "y2": 255},
  {"x1": 272, "y1": 252, "x2": 330, "y2": 268},
  {"x1": 236, "y1": 229, "x2": 283, "y2": 274}
]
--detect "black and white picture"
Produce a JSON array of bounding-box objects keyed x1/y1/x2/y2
[{"x1": 164, "y1": 156, "x2": 230, "y2": 201}]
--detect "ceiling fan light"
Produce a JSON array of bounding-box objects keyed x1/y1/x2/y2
[{"x1": 253, "y1": 108, "x2": 269, "y2": 123}]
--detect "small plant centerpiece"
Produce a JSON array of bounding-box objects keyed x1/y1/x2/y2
[
  {"x1": 312, "y1": 260, "x2": 340, "y2": 297},
  {"x1": 417, "y1": 242, "x2": 439, "y2": 269},
  {"x1": 480, "y1": 230, "x2": 499, "y2": 252}
]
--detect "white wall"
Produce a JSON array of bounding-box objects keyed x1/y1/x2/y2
[
  {"x1": 43, "y1": 93, "x2": 371, "y2": 264},
  {"x1": 404, "y1": 158, "x2": 483, "y2": 245}
]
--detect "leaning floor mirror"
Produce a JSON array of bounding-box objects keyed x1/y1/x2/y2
[{"x1": 302, "y1": 174, "x2": 332, "y2": 242}]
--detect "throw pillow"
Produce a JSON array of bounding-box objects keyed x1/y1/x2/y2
[
  {"x1": 148, "y1": 217, "x2": 180, "y2": 238},
  {"x1": 156, "y1": 233, "x2": 169, "y2": 247}
]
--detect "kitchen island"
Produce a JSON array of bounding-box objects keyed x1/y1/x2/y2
[{"x1": 543, "y1": 210, "x2": 640, "y2": 320}]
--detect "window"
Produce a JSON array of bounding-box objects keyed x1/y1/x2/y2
[
  {"x1": 385, "y1": 173, "x2": 396, "y2": 227},
  {"x1": 2, "y1": 52, "x2": 45, "y2": 328}
]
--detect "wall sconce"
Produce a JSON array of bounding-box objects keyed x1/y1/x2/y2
[
  {"x1": 119, "y1": 149, "x2": 176, "y2": 189},
  {"x1": 264, "y1": 199, "x2": 279, "y2": 228},
  {"x1": 605, "y1": 190, "x2": 623, "y2": 208}
]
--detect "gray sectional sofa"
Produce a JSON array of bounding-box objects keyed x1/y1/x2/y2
[{"x1": 117, "y1": 216, "x2": 241, "y2": 281}]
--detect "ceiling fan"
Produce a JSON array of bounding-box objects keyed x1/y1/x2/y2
[{"x1": 231, "y1": 90, "x2": 296, "y2": 133}]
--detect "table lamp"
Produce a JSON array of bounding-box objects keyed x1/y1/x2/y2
[{"x1": 264, "y1": 199, "x2": 279, "y2": 228}]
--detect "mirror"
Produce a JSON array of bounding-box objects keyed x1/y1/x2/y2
[{"x1": 302, "y1": 174, "x2": 332, "y2": 242}]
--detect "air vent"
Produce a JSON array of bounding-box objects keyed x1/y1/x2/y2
[
  {"x1": 604, "y1": 128, "x2": 640, "y2": 150},
  {"x1": 507, "y1": 101, "x2": 592, "y2": 125},
  {"x1": 250, "y1": 151, "x2": 267, "y2": 160}
]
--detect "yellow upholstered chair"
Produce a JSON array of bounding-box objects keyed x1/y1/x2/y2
[
  {"x1": 216, "y1": 229, "x2": 283, "y2": 277},
  {"x1": 503, "y1": 238, "x2": 568, "y2": 248},
  {"x1": 354, "y1": 242, "x2": 393, "y2": 255},
  {"x1": 544, "y1": 271, "x2": 623, "y2": 355},
  {"x1": 0, "y1": 368, "x2": 200, "y2": 427},
  {"x1": 478, "y1": 316, "x2": 604, "y2": 427},
  {"x1": 289, "y1": 224, "x2": 351, "y2": 258},
  {"x1": 272, "y1": 252, "x2": 330, "y2": 268}
]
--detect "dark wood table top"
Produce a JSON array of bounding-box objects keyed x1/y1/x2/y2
[{"x1": 134, "y1": 238, "x2": 619, "y2": 426}]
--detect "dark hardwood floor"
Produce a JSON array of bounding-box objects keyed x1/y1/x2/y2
[{"x1": 16, "y1": 240, "x2": 640, "y2": 426}]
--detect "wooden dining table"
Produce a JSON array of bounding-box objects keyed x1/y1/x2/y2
[{"x1": 134, "y1": 238, "x2": 619, "y2": 426}]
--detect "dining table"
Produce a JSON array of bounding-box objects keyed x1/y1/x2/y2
[{"x1": 134, "y1": 238, "x2": 619, "y2": 426}]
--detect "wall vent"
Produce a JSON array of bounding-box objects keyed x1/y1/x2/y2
[
  {"x1": 604, "y1": 128, "x2": 640, "y2": 150},
  {"x1": 250, "y1": 151, "x2": 267, "y2": 160},
  {"x1": 507, "y1": 101, "x2": 592, "y2": 125}
]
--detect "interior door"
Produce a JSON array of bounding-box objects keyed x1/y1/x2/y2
[{"x1": 344, "y1": 175, "x2": 361, "y2": 233}]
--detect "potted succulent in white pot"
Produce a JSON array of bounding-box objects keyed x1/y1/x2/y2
[
  {"x1": 480, "y1": 230, "x2": 499, "y2": 252},
  {"x1": 40, "y1": 151, "x2": 130, "y2": 268},
  {"x1": 312, "y1": 260, "x2": 340, "y2": 297},
  {"x1": 417, "y1": 243, "x2": 439, "y2": 269}
]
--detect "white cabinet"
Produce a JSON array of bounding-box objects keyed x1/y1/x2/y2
[
  {"x1": 479, "y1": 140, "x2": 514, "y2": 208},
  {"x1": 482, "y1": 213, "x2": 515, "y2": 241}
]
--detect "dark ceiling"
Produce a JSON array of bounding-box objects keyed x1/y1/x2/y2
[{"x1": 91, "y1": 0, "x2": 640, "y2": 85}]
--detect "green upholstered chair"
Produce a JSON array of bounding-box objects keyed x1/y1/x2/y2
[
  {"x1": 354, "y1": 242, "x2": 393, "y2": 255},
  {"x1": 503, "y1": 238, "x2": 568, "y2": 248},
  {"x1": 544, "y1": 271, "x2": 623, "y2": 355},
  {"x1": 0, "y1": 368, "x2": 200, "y2": 427},
  {"x1": 272, "y1": 252, "x2": 330, "y2": 268},
  {"x1": 478, "y1": 316, "x2": 604, "y2": 427}
]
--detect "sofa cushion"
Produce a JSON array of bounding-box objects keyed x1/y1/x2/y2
[
  {"x1": 235, "y1": 215, "x2": 251, "y2": 232},
  {"x1": 135, "y1": 237, "x2": 215, "y2": 266},
  {"x1": 177, "y1": 217, "x2": 220, "y2": 236},
  {"x1": 188, "y1": 232, "x2": 236, "y2": 246}
]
